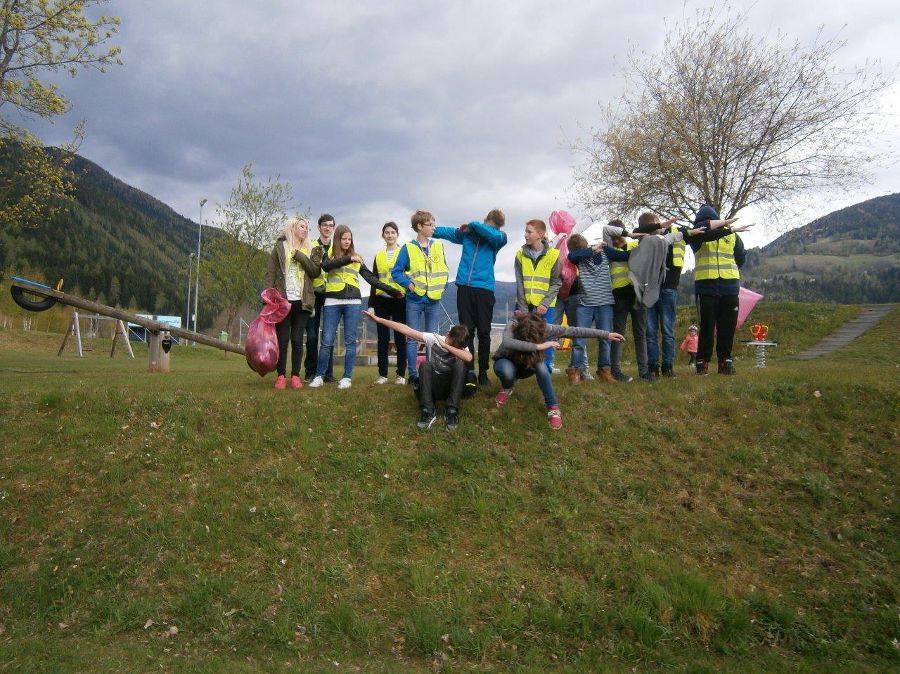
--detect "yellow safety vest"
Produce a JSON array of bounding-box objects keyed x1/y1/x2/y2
[
  {"x1": 516, "y1": 246, "x2": 560, "y2": 308},
  {"x1": 694, "y1": 234, "x2": 740, "y2": 280},
  {"x1": 312, "y1": 238, "x2": 330, "y2": 290},
  {"x1": 374, "y1": 248, "x2": 405, "y2": 297},
  {"x1": 324, "y1": 244, "x2": 361, "y2": 293},
  {"x1": 405, "y1": 240, "x2": 448, "y2": 300},
  {"x1": 610, "y1": 240, "x2": 638, "y2": 289},
  {"x1": 669, "y1": 225, "x2": 685, "y2": 269}
]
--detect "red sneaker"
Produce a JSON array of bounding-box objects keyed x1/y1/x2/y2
[
  {"x1": 547, "y1": 406, "x2": 562, "y2": 430},
  {"x1": 495, "y1": 389, "x2": 513, "y2": 407},
  {"x1": 290, "y1": 375, "x2": 302, "y2": 389},
  {"x1": 274, "y1": 375, "x2": 286, "y2": 390}
]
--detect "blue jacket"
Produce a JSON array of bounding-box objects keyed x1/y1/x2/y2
[{"x1": 433, "y1": 221, "x2": 507, "y2": 292}]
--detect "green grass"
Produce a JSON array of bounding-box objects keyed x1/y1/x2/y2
[{"x1": 0, "y1": 303, "x2": 897, "y2": 672}]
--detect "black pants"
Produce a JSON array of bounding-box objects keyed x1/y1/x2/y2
[
  {"x1": 417, "y1": 358, "x2": 467, "y2": 413},
  {"x1": 304, "y1": 292, "x2": 333, "y2": 379},
  {"x1": 696, "y1": 294, "x2": 739, "y2": 362},
  {"x1": 456, "y1": 285, "x2": 495, "y2": 376},
  {"x1": 611, "y1": 288, "x2": 648, "y2": 376},
  {"x1": 277, "y1": 301, "x2": 311, "y2": 376},
  {"x1": 372, "y1": 295, "x2": 407, "y2": 377}
]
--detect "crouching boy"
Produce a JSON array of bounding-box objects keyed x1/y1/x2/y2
[{"x1": 363, "y1": 309, "x2": 472, "y2": 431}]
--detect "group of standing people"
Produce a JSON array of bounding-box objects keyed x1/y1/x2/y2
[{"x1": 265, "y1": 204, "x2": 751, "y2": 430}]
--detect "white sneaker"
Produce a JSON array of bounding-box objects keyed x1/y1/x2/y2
[
  {"x1": 338, "y1": 377, "x2": 352, "y2": 389},
  {"x1": 551, "y1": 367, "x2": 561, "y2": 374},
  {"x1": 394, "y1": 376, "x2": 406, "y2": 385},
  {"x1": 374, "y1": 376, "x2": 388, "y2": 385},
  {"x1": 309, "y1": 376, "x2": 324, "y2": 388},
  {"x1": 581, "y1": 370, "x2": 595, "y2": 381}
]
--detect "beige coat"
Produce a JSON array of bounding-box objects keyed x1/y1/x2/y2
[{"x1": 264, "y1": 236, "x2": 322, "y2": 312}]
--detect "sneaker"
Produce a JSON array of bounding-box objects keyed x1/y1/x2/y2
[
  {"x1": 597, "y1": 367, "x2": 617, "y2": 383},
  {"x1": 290, "y1": 375, "x2": 302, "y2": 389},
  {"x1": 696, "y1": 360, "x2": 709, "y2": 376},
  {"x1": 417, "y1": 409, "x2": 437, "y2": 430},
  {"x1": 309, "y1": 376, "x2": 324, "y2": 388},
  {"x1": 612, "y1": 370, "x2": 633, "y2": 383},
  {"x1": 495, "y1": 389, "x2": 513, "y2": 407},
  {"x1": 478, "y1": 372, "x2": 490, "y2": 386},
  {"x1": 394, "y1": 376, "x2": 406, "y2": 385},
  {"x1": 338, "y1": 377, "x2": 352, "y2": 389},
  {"x1": 303, "y1": 374, "x2": 314, "y2": 383},
  {"x1": 640, "y1": 372, "x2": 654, "y2": 382},
  {"x1": 274, "y1": 375, "x2": 286, "y2": 390},
  {"x1": 547, "y1": 406, "x2": 563, "y2": 430},
  {"x1": 581, "y1": 370, "x2": 595, "y2": 381},
  {"x1": 718, "y1": 359, "x2": 736, "y2": 375},
  {"x1": 445, "y1": 408, "x2": 460, "y2": 431},
  {"x1": 551, "y1": 367, "x2": 561, "y2": 374},
  {"x1": 661, "y1": 366, "x2": 676, "y2": 379},
  {"x1": 374, "y1": 376, "x2": 388, "y2": 385},
  {"x1": 324, "y1": 376, "x2": 338, "y2": 384}
]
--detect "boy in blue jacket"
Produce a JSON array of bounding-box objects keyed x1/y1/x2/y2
[{"x1": 434, "y1": 208, "x2": 507, "y2": 385}]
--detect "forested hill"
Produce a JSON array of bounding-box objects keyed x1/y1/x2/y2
[
  {"x1": 739, "y1": 193, "x2": 900, "y2": 303},
  {"x1": 0, "y1": 148, "x2": 217, "y2": 322}
]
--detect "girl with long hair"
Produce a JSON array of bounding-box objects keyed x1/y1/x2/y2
[
  {"x1": 369, "y1": 221, "x2": 408, "y2": 385},
  {"x1": 492, "y1": 312, "x2": 624, "y2": 429}
]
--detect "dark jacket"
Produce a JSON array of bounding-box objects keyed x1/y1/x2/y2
[
  {"x1": 320, "y1": 252, "x2": 402, "y2": 301},
  {"x1": 264, "y1": 236, "x2": 321, "y2": 311}
]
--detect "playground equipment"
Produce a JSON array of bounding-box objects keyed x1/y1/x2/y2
[
  {"x1": 10, "y1": 276, "x2": 244, "y2": 372},
  {"x1": 58, "y1": 311, "x2": 134, "y2": 358},
  {"x1": 743, "y1": 322, "x2": 777, "y2": 368}
]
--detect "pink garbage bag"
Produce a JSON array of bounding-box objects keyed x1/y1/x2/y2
[
  {"x1": 245, "y1": 287, "x2": 292, "y2": 376},
  {"x1": 548, "y1": 210, "x2": 578, "y2": 300},
  {"x1": 737, "y1": 286, "x2": 764, "y2": 329}
]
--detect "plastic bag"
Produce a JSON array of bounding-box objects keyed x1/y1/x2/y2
[
  {"x1": 548, "y1": 210, "x2": 578, "y2": 300},
  {"x1": 245, "y1": 287, "x2": 292, "y2": 376}
]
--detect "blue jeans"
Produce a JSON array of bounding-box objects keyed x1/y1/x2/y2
[
  {"x1": 405, "y1": 297, "x2": 440, "y2": 378},
  {"x1": 317, "y1": 303, "x2": 362, "y2": 379},
  {"x1": 493, "y1": 358, "x2": 558, "y2": 408},
  {"x1": 647, "y1": 288, "x2": 677, "y2": 369},
  {"x1": 543, "y1": 297, "x2": 578, "y2": 369},
  {"x1": 573, "y1": 304, "x2": 614, "y2": 370}
]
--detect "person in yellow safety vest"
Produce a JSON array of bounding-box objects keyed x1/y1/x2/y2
[
  {"x1": 390, "y1": 210, "x2": 450, "y2": 385},
  {"x1": 304, "y1": 214, "x2": 336, "y2": 382},
  {"x1": 601, "y1": 220, "x2": 646, "y2": 382},
  {"x1": 514, "y1": 218, "x2": 562, "y2": 317},
  {"x1": 308, "y1": 225, "x2": 402, "y2": 390},
  {"x1": 368, "y1": 221, "x2": 408, "y2": 386},
  {"x1": 687, "y1": 203, "x2": 753, "y2": 376}
]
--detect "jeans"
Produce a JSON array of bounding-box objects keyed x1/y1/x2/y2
[
  {"x1": 304, "y1": 293, "x2": 333, "y2": 379},
  {"x1": 646, "y1": 288, "x2": 677, "y2": 369},
  {"x1": 276, "y1": 301, "x2": 311, "y2": 376},
  {"x1": 573, "y1": 303, "x2": 614, "y2": 371},
  {"x1": 405, "y1": 297, "x2": 440, "y2": 378},
  {"x1": 316, "y1": 302, "x2": 362, "y2": 380},
  {"x1": 372, "y1": 295, "x2": 407, "y2": 377},
  {"x1": 543, "y1": 297, "x2": 578, "y2": 369},
  {"x1": 493, "y1": 357, "x2": 558, "y2": 408}
]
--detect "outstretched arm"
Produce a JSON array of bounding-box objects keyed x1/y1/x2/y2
[
  {"x1": 363, "y1": 309, "x2": 425, "y2": 343},
  {"x1": 441, "y1": 340, "x2": 474, "y2": 363}
]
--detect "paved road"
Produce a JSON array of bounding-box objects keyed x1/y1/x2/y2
[{"x1": 792, "y1": 305, "x2": 895, "y2": 360}]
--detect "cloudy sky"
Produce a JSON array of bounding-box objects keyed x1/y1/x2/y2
[{"x1": 22, "y1": 0, "x2": 900, "y2": 280}]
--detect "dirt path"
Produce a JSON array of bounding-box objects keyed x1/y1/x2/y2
[{"x1": 792, "y1": 305, "x2": 895, "y2": 360}]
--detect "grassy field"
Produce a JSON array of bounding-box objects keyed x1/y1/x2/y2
[{"x1": 0, "y1": 303, "x2": 897, "y2": 672}]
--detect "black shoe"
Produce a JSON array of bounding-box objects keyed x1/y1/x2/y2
[
  {"x1": 612, "y1": 370, "x2": 633, "y2": 383},
  {"x1": 718, "y1": 359, "x2": 736, "y2": 375},
  {"x1": 640, "y1": 372, "x2": 655, "y2": 382},
  {"x1": 417, "y1": 409, "x2": 436, "y2": 430},
  {"x1": 661, "y1": 366, "x2": 676, "y2": 379},
  {"x1": 478, "y1": 372, "x2": 490, "y2": 386},
  {"x1": 445, "y1": 408, "x2": 459, "y2": 431},
  {"x1": 696, "y1": 359, "x2": 709, "y2": 376},
  {"x1": 323, "y1": 376, "x2": 337, "y2": 384}
]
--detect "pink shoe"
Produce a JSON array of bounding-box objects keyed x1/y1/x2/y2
[
  {"x1": 274, "y1": 375, "x2": 286, "y2": 390},
  {"x1": 495, "y1": 389, "x2": 513, "y2": 407},
  {"x1": 547, "y1": 406, "x2": 562, "y2": 430},
  {"x1": 290, "y1": 375, "x2": 302, "y2": 389}
]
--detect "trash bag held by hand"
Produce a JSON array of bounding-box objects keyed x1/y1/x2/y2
[
  {"x1": 245, "y1": 288, "x2": 292, "y2": 376},
  {"x1": 549, "y1": 210, "x2": 578, "y2": 300}
]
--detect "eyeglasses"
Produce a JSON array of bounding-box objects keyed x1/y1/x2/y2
[{"x1": 320, "y1": 222, "x2": 335, "y2": 228}]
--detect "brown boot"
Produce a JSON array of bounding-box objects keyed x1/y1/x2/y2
[
  {"x1": 565, "y1": 367, "x2": 582, "y2": 384},
  {"x1": 597, "y1": 367, "x2": 617, "y2": 383}
]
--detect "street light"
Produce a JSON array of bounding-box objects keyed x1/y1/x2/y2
[
  {"x1": 193, "y1": 198, "x2": 207, "y2": 335},
  {"x1": 185, "y1": 252, "x2": 194, "y2": 331}
]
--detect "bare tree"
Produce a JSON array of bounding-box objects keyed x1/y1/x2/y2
[{"x1": 573, "y1": 6, "x2": 891, "y2": 223}]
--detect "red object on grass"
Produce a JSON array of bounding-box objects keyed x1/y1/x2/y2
[{"x1": 245, "y1": 288, "x2": 291, "y2": 376}]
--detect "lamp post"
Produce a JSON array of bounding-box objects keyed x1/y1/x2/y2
[
  {"x1": 193, "y1": 198, "x2": 207, "y2": 334},
  {"x1": 185, "y1": 252, "x2": 194, "y2": 331}
]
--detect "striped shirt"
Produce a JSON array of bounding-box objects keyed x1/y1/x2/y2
[{"x1": 569, "y1": 248, "x2": 614, "y2": 307}]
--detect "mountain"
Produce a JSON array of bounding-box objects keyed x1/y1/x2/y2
[{"x1": 1, "y1": 149, "x2": 222, "y2": 325}]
